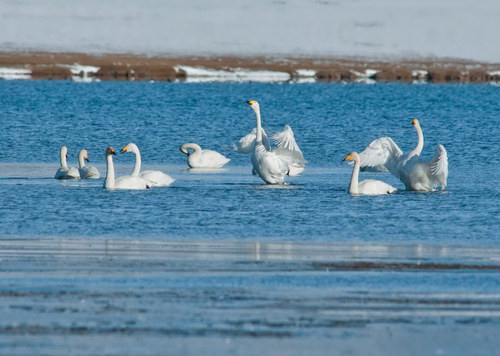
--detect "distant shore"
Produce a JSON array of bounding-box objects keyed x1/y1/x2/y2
[{"x1": 1, "y1": 51, "x2": 499, "y2": 84}]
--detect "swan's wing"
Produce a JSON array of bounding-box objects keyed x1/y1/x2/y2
[
  {"x1": 271, "y1": 125, "x2": 306, "y2": 166},
  {"x1": 428, "y1": 144, "x2": 448, "y2": 189},
  {"x1": 356, "y1": 137, "x2": 403, "y2": 172},
  {"x1": 234, "y1": 128, "x2": 270, "y2": 153}
]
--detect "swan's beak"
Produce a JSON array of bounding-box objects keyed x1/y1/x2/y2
[
  {"x1": 246, "y1": 100, "x2": 256, "y2": 105},
  {"x1": 120, "y1": 145, "x2": 129, "y2": 153},
  {"x1": 85, "y1": 157, "x2": 89, "y2": 162},
  {"x1": 342, "y1": 154, "x2": 352, "y2": 162},
  {"x1": 412, "y1": 119, "x2": 418, "y2": 126}
]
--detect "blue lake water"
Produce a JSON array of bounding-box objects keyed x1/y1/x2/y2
[
  {"x1": 0, "y1": 81, "x2": 498, "y2": 243},
  {"x1": 0, "y1": 81, "x2": 499, "y2": 355}
]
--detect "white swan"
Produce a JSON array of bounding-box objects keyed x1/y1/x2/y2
[
  {"x1": 55, "y1": 146, "x2": 80, "y2": 179},
  {"x1": 343, "y1": 152, "x2": 397, "y2": 195},
  {"x1": 243, "y1": 100, "x2": 306, "y2": 180},
  {"x1": 78, "y1": 149, "x2": 100, "y2": 179},
  {"x1": 104, "y1": 146, "x2": 151, "y2": 190},
  {"x1": 180, "y1": 143, "x2": 230, "y2": 168},
  {"x1": 356, "y1": 119, "x2": 448, "y2": 191},
  {"x1": 120, "y1": 143, "x2": 174, "y2": 187},
  {"x1": 245, "y1": 100, "x2": 292, "y2": 184}
]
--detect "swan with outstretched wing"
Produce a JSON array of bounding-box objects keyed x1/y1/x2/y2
[
  {"x1": 239, "y1": 101, "x2": 306, "y2": 179},
  {"x1": 356, "y1": 119, "x2": 448, "y2": 191},
  {"x1": 246, "y1": 100, "x2": 292, "y2": 184}
]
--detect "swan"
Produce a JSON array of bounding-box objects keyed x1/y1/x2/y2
[
  {"x1": 245, "y1": 100, "x2": 294, "y2": 184},
  {"x1": 356, "y1": 119, "x2": 448, "y2": 191},
  {"x1": 78, "y1": 149, "x2": 100, "y2": 179},
  {"x1": 243, "y1": 100, "x2": 306, "y2": 180},
  {"x1": 120, "y1": 143, "x2": 174, "y2": 187},
  {"x1": 55, "y1": 146, "x2": 80, "y2": 179},
  {"x1": 103, "y1": 146, "x2": 151, "y2": 190},
  {"x1": 343, "y1": 152, "x2": 397, "y2": 195},
  {"x1": 180, "y1": 143, "x2": 230, "y2": 168}
]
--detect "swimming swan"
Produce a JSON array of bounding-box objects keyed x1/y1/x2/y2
[
  {"x1": 120, "y1": 143, "x2": 174, "y2": 187},
  {"x1": 245, "y1": 100, "x2": 302, "y2": 184},
  {"x1": 356, "y1": 119, "x2": 448, "y2": 191},
  {"x1": 243, "y1": 100, "x2": 306, "y2": 181},
  {"x1": 343, "y1": 152, "x2": 397, "y2": 195},
  {"x1": 180, "y1": 143, "x2": 230, "y2": 168},
  {"x1": 78, "y1": 149, "x2": 100, "y2": 179},
  {"x1": 104, "y1": 146, "x2": 151, "y2": 190},
  {"x1": 55, "y1": 146, "x2": 80, "y2": 179}
]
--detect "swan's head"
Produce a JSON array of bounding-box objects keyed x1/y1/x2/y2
[
  {"x1": 180, "y1": 144, "x2": 190, "y2": 156},
  {"x1": 79, "y1": 149, "x2": 89, "y2": 162},
  {"x1": 246, "y1": 100, "x2": 260, "y2": 113},
  {"x1": 106, "y1": 146, "x2": 116, "y2": 156},
  {"x1": 120, "y1": 143, "x2": 138, "y2": 154},
  {"x1": 412, "y1": 119, "x2": 420, "y2": 127},
  {"x1": 342, "y1": 152, "x2": 360, "y2": 162}
]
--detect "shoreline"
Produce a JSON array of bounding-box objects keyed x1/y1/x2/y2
[{"x1": 1, "y1": 51, "x2": 499, "y2": 83}]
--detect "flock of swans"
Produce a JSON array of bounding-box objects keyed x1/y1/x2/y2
[{"x1": 55, "y1": 100, "x2": 448, "y2": 195}]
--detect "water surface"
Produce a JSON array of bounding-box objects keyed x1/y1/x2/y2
[{"x1": 0, "y1": 81, "x2": 499, "y2": 355}]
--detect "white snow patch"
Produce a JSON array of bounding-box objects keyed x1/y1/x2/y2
[
  {"x1": 295, "y1": 69, "x2": 317, "y2": 77},
  {"x1": 63, "y1": 64, "x2": 100, "y2": 82},
  {"x1": 487, "y1": 70, "x2": 500, "y2": 76},
  {"x1": 412, "y1": 70, "x2": 429, "y2": 84},
  {"x1": 0, "y1": 67, "x2": 31, "y2": 80},
  {"x1": 350, "y1": 69, "x2": 379, "y2": 83},
  {"x1": 175, "y1": 65, "x2": 291, "y2": 83},
  {"x1": 412, "y1": 70, "x2": 428, "y2": 77}
]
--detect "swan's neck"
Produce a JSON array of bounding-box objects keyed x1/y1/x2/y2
[
  {"x1": 60, "y1": 150, "x2": 68, "y2": 169},
  {"x1": 183, "y1": 143, "x2": 201, "y2": 154},
  {"x1": 254, "y1": 107, "x2": 263, "y2": 144},
  {"x1": 131, "y1": 148, "x2": 142, "y2": 176},
  {"x1": 78, "y1": 152, "x2": 86, "y2": 168},
  {"x1": 408, "y1": 124, "x2": 424, "y2": 158},
  {"x1": 349, "y1": 159, "x2": 360, "y2": 194},
  {"x1": 104, "y1": 154, "x2": 115, "y2": 188}
]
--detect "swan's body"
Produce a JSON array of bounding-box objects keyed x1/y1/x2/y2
[
  {"x1": 343, "y1": 152, "x2": 397, "y2": 195},
  {"x1": 121, "y1": 143, "x2": 174, "y2": 187},
  {"x1": 356, "y1": 119, "x2": 448, "y2": 191},
  {"x1": 78, "y1": 149, "x2": 100, "y2": 179},
  {"x1": 243, "y1": 100, "x2": 306, "y2": 182},
  {"x1": 104, "y1": 147, "x2": 151, "y2": 190},
  {"x1": 55, "y1": 146, "x2": 80, "y2": 179},
  {"x1": 180, "y1": 143, "x2": 230, "y2": 168}
]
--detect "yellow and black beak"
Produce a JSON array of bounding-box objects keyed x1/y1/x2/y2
[
  {"x1": 342, "y1": 154, "x2": 353, "y2": 162},
  {"x1": 412, "y1": 119, "x2": 418, "y2": 126},
  {"x1": 120, "y1": 145, "x2": 129, "y2": 153},
  {"x1": 246, "y1": 100, "x2": 256, "y2": 105}
]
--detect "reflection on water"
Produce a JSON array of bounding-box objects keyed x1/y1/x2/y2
[{"x1": 1, "y1": 238, "x2": 499, "y2": 355}]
